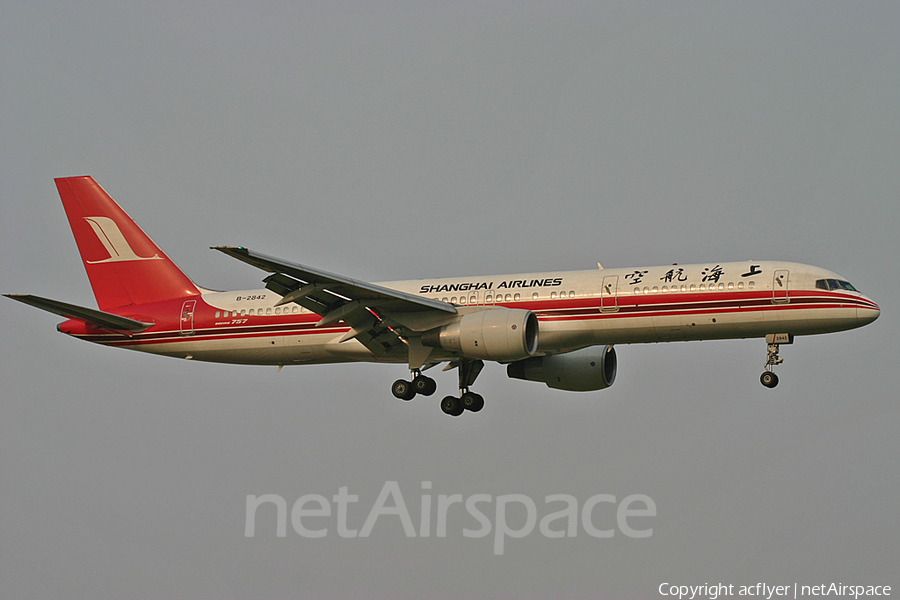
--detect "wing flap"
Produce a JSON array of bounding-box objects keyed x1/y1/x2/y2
[{"x1": 212, "y1": 246, "x2": 458, "y2": 360}]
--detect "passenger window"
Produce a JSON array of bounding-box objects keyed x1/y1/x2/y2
[
  {"x1": 450, "y1": 297, "x2": 457, "y2": 303},
  {"x1": 551, "y1": 292, "x2": 557, "y2": 299},
  {"x1": 661, "y1": 286, "x2": 668, "y2": 293},
  {"x1": 514, "y1": 293, "x2": 521, "y2": 301},
  {"x1": 248, "y1": 309, "x2": 255, "y2": 315},
  {"x1": 652, "y1": 286, "x2": 659, "y2": 293},
  {"x1": 459, "y1": 297, "x2": 467, "y2": 305},
  {"x1": 690, "y1": 284, "x2": 696, "y2": 291},
  {"x1": 642, "y1": 287, "x2": 649, "y2": 294},
  {"x1": 505, "y1": 294, "x2": 512, "y2": 302},
  {"x1": 266, "y1": 308, "x2": 272, "y2": 315},
  {"x1": 470, "y1": 295, "x2": 476, "y2": 304},
  {"x1": 727, "y1": 282, "x2": 734, "y2": 290},
  {"x1": 215, "y1": 311, "x2": 220, "y2": 318},
  {"x1": 737, "y1": 282, "x2": 744, "y2": 289},
  {"x1": 718, "y1": 283, "x2": 725, "y2": 290},
  {"x1": 749, "y1": 281, "x2": 755, "y2": 288},
  {"x1": 699, "y1": 284, "x2": 706, "y2": 291},
  {"x1": 485, "y1": 295, "x2": 492, "y2": 303},
  {"x1": 634, "y1": 287, "x2": 641, "y2": 294},
  {"x1": 532, "y1": 292, "x2": 539, "y2": 300},
  {"x1": 569, "y1": 290, "x2": 575, "y2": 297},
  {"x1": 240, "y1": 309, "x2": 246, "y2": 316}
]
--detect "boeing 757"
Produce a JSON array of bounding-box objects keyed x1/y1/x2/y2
[{"x1": 6, "y1": 177, "x2": 880, "y2": 416}]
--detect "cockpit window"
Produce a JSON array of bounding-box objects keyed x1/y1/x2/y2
[{"x1": 816, "y1": 279, "x2": 858, "y2": 292}]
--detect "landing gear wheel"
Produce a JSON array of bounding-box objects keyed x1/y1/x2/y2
[
  {"x1": 412, "y1": 375, "x2": 437, "y2": 396},
  {"x1": 460, "y1": 392, "x2": 484, "y2": 412},
  {"x1": 440, "y1": 395, "x2": 464, "y2": 416},
  {"x1": 392, "y1": 379, "x2": 416, "y2": 401},
  {"x1": 760, "y1": 371, "x2": 779, "y2": 388}
]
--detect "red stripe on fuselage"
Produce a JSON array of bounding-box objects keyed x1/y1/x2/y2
[{"x1": 68, "y1": 288, "x2": 873, "y2": 347}]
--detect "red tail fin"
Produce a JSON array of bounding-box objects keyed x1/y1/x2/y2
[{"x1": 56, "y1": 176, "x2": 200, "y2": 310}]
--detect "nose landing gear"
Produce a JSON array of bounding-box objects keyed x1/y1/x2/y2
[
  {"x1": 761, "y1": 343, "x2": 782, "y2": 388},
  {"x1": 760, "y1": 334, "x2": 792, "y2": 388}
]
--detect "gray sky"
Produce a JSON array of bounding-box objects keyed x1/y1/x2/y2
[{"x1": 2, "y1": 2, "x2": 898, "y2": 598}]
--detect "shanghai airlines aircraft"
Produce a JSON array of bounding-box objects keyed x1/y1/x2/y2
[{"x1": 6, "y1": 177, "x2": 880, "y2": 416}]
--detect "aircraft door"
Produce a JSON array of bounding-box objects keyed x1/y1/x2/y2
[
  {"x1": 180, "y1": 300, "x2": 196, "y2": 335},
  {"x1": 772, "y1": 270, "x2": 789, "y2": 304},
  {"x1": 600, "y1": 275, "x2": 619, "y2": 312}
]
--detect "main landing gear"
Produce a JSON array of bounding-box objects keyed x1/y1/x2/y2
[
  {"x1": 441, "y1": 390, "x2": 484, "y2": 416},
  {"x1": 391, "y1": 371, "x2": 437, "y2": 401},
  {"x1": 440, "y1": 359, "x2": 485, "y2": 417},
  {"x1": 392, "y1": 359, "x2": 485, "y2": 417}
]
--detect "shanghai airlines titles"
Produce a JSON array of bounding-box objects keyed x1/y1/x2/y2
[{"x1": 6, "y1": 177, "x2": 880, "y2": 417}]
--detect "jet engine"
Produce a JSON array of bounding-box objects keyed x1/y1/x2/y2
[
  {"x1": 506, "y1": 345, "x2": 617, "y2": 391},
  {"x1": 422, "y1": 308, "x2": 539, "y2": 362}
]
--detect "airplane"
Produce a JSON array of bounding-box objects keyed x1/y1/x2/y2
[{"x1": 6, "y1": 176, "x2": 880, "y2": 416}]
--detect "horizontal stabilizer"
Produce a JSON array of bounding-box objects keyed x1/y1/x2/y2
[{"x1": 4, "y1": 294, "x2": 154, "y2": 332}]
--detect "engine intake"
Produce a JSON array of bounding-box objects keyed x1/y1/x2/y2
[
  {"x1": 422, "y1": 308, "x2": 539, "y2": 362},
  {"x1": 507, "y1": 345, "x2": 617, "y2": 391}
]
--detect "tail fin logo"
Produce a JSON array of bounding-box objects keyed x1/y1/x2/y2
[{"x1": 83, "y1": 216, "x2": 163, "y2": 264}]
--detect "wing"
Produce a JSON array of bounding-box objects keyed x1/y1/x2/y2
[
  {"x1": 212, "y1": 247, "x2": 457, "y2": 366},
  {"x1": 4, "y1": 294, "x2": 154, "y2": 333}
]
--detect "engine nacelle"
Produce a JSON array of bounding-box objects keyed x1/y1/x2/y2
[
  {"x1": 422, "y1": 308, "x2": 539, "y2": 362},
  {"x1": 506, "y1": 345, "x2": 617, "y2": 392}
]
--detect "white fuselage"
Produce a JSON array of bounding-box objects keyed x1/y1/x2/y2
[{"x1": 72, "y1": 260, "x2": 879, "y2": 366}]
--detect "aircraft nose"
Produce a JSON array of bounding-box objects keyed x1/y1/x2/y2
[{"x1": 857, "y1": 303, "x2": 880, "y2": 326}]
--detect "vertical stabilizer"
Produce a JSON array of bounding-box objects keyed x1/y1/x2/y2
[{"x1": 56, "y1": 176, "x2": 200, "y2": 310}]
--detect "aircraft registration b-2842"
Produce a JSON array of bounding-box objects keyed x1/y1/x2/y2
[{"x1": 6, "y1": 177, "x2": 880, "y2": 416}]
